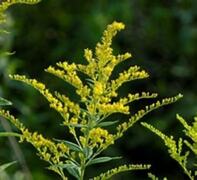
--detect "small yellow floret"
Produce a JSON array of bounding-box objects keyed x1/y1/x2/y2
[
  {"x1": 89, "y1": 127, "x2": 114, "y2": 148},
  {"x1": 93, "y1": 82, "x2": 104, "y2": 96}
]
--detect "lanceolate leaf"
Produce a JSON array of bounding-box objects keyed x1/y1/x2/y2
[
  {"x1": 0, "y1": 132, "x2": 21, "y2": 137},
  {"x1": 0, "y1": 161, "x2": 16, "y2": 172},
  {"x1": 0, "y1": 97, "x2": 12, "y2": 106},
  {"x1": 83, "y1": 147, "x2": 93, "y2": 159},
  {"x1": 98, "y1": 120, "x2": 119, "y2": 127},
  {"x1": 87, "y1": 156, "x2": 122, "y2": 166},
  {"x1": 55, "y1": 139, "x2": 82, "y2": 152},
  {"x1": 62, "y1": 163, "x2": 80, "y2": 180}
]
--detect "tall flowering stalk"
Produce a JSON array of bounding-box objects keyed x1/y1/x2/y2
[
  {"x1": 143, "y1": 114, "x2": 197, "y2": 180},
  {"x1": 0, "y1": 21, "x2": 182, "y2": 179}
]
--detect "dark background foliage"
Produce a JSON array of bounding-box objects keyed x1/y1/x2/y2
[{"x1": 0, "y1": 0, "x2": 197, "y2": 179}]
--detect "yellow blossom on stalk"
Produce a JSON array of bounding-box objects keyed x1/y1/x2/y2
[
  {"x1": 93, "y1": 164, "x2": 151, "y2": 180},
  {"x1": 9, "y1": 75, "x2": 65, "y2": 114},
  {"x1": 0, "y1": 109, "x2": 69, "y2": 177},
  {"x1": 98, "y1": 102, "x2": 129, "y2": 115},
  {"x1": 89, "y1": 127, "x2": 114, "y2": 148},
  {"x1": 0, "y1": 0, "x2": 41, "y2": 24},
  {"x1": 142, "y1": 117, "x2": 195, "y2": 180},
  {"x1": 93, "y1": 82, "x2": 104, "y2": 96},
  {"x1": 70, "y1": 117, "x2": 78, "y2": 125},
  {"x1": 55, "y1": 92, "x2": 81, "y2": 116},
  {"x1": 0, "y1": 21, "x2": 183, "y2": 180},
  {"x1": 46, "y1": 65, "x2": 82, "y2": 89}
]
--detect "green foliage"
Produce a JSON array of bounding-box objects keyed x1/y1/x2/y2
[
  {"x1": 0, "y1": 161, "x2": 22, "y2": 180},
  {"x1": 0, "y1": 21, "x2": 182, "y2": 180},
  {"x1": 0, "y1": 161, "x2": 16, "y2": 172},
  {"x1": 142, "y1": 114, "x2": 197, "y2": 180},
  {"x1": 0, "y1": 97, "x2": 12, "y2": 106},
  {"x1": 2, "y1": 1, "x2": 195, "y2": 178}
]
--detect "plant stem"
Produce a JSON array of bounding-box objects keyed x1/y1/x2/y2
[{"x1": 80, "y1": 159, "x2": 86, "y2": 180}]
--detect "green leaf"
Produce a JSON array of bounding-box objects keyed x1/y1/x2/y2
[
  {"x1": 0, "y1": 97, "x2": 12, "y2": 106},
  {"x1": 0, "y1": 132, "x2": 21, "y2": 137},
  {"x1": 87, "y1": 156, "x2": 122, "y2": 166},
  {"x1": 83, "y1": 147, "x2": 93, "y2": 159},
  {"x1": 0, "y1": 29, "x2": 9, "y2": 34},
  {"x1": 86, "y1": 78, "x2": 94, "y2": 84},
  {"x1": 55, "y1": 139, "x2": 82, "y2": 152},
  {"x1": 4, "y1": 51, "x2": 15, "y2": 56},
  {"x1": 98, "y1": 120, "x2": 119, "y2": 127},
  {"x1": 61, "y1": 163, "x2": 80, "y2": 180},
  {"x1": 68, "y1": 123, "x2": 87, "y2": 128},
  {"x1": 195, "y1": 170, "x2": 197, "y2": 176},
  {"x1": 0, "y1": 161, "x2": 16, "y2": 172}
]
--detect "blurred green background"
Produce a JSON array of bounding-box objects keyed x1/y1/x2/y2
[{"x1": 0, "y1": 0, "x2": 197, "y2": 179}]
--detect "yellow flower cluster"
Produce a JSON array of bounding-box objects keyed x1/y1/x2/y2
[
  {"x1": 0, "y1": 0, "x2": 40, "y2": 23},
  {"x1": 97, "y1": 102, "x2": 129, "y2": 115},
  {"x1": 142, "y1": 121, "x2": 193, "y2": 180},
  {"x1": 0, "y1": 109, "x2": 24, "y2": 130},
  {"x1": 21, "y1": 129, "x2": 69, "y2": 163},
  {"x1": 93, "y1": 164, "x2": 151, "y2": 180},
  {"x1": 118, "y1": 92, "x2": 158, "y2": 105},
  {"x1": 9, "y1": 74, "x2": 66, "y2": 113},
  {"x1": 1, "y1": 21, "x2": 184, "y2": 180},
  {"x1": 77, "y1": 49, "x2": 96, "y2": 79},
  {"x1": 110, "y1": 66, "x2": 149, "y2": 92},
  {"x1": 89, "y1": 127, "x2": 114, "y2": 148},
  {"x1": 0, "y1": 109, "x2": 69, "y2": 166},
  {"x1": 115, "y1": 94, "x2": 183, "y2": 139},
  {"x1": 55, "y1": 92, "x2": 80, "y2": 115},
  {"x1": 46, "y1": 64, "x2": 90, "y2": 102},
  {"x1": 93, "y1": 81, "x2": 104, "y2": 96},
  {"x1": 95, "y1": 22, "x2": 125, "y2": 69},
  {"x1": 46, "y1": 65, "x2": 82, "y2": 88},
  {"x1": 77, "y1": 22, "x2": 132, "y2": 84},
  {"x1": 9, "y1": 75, "x2": 85, "y2": 130}
]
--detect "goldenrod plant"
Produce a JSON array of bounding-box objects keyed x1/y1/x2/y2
[
  {"x1": 142, "y1": 114, "x2": 197, "y2": 180},
  {"x1": 0, "y1": 19, "x2": 183, "y2": 179}
]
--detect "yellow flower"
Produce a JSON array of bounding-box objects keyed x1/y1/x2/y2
[
  {"x1": 93, "y1": 82, "x2": 104, "y2": 96},
  {"x1": 89, "y1": 128, "x2": 114, "y2": 148}
]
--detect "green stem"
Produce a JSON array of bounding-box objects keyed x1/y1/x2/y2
[
  {"x1": 181, "y1": 165, "x2": 193, "y2": 180},
  {"x1": 80, "y1": 159, "x2": 86, "y2": 180},
  {"x1": 79, "y1": 104, "x2": 96, "y2": 180}
]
